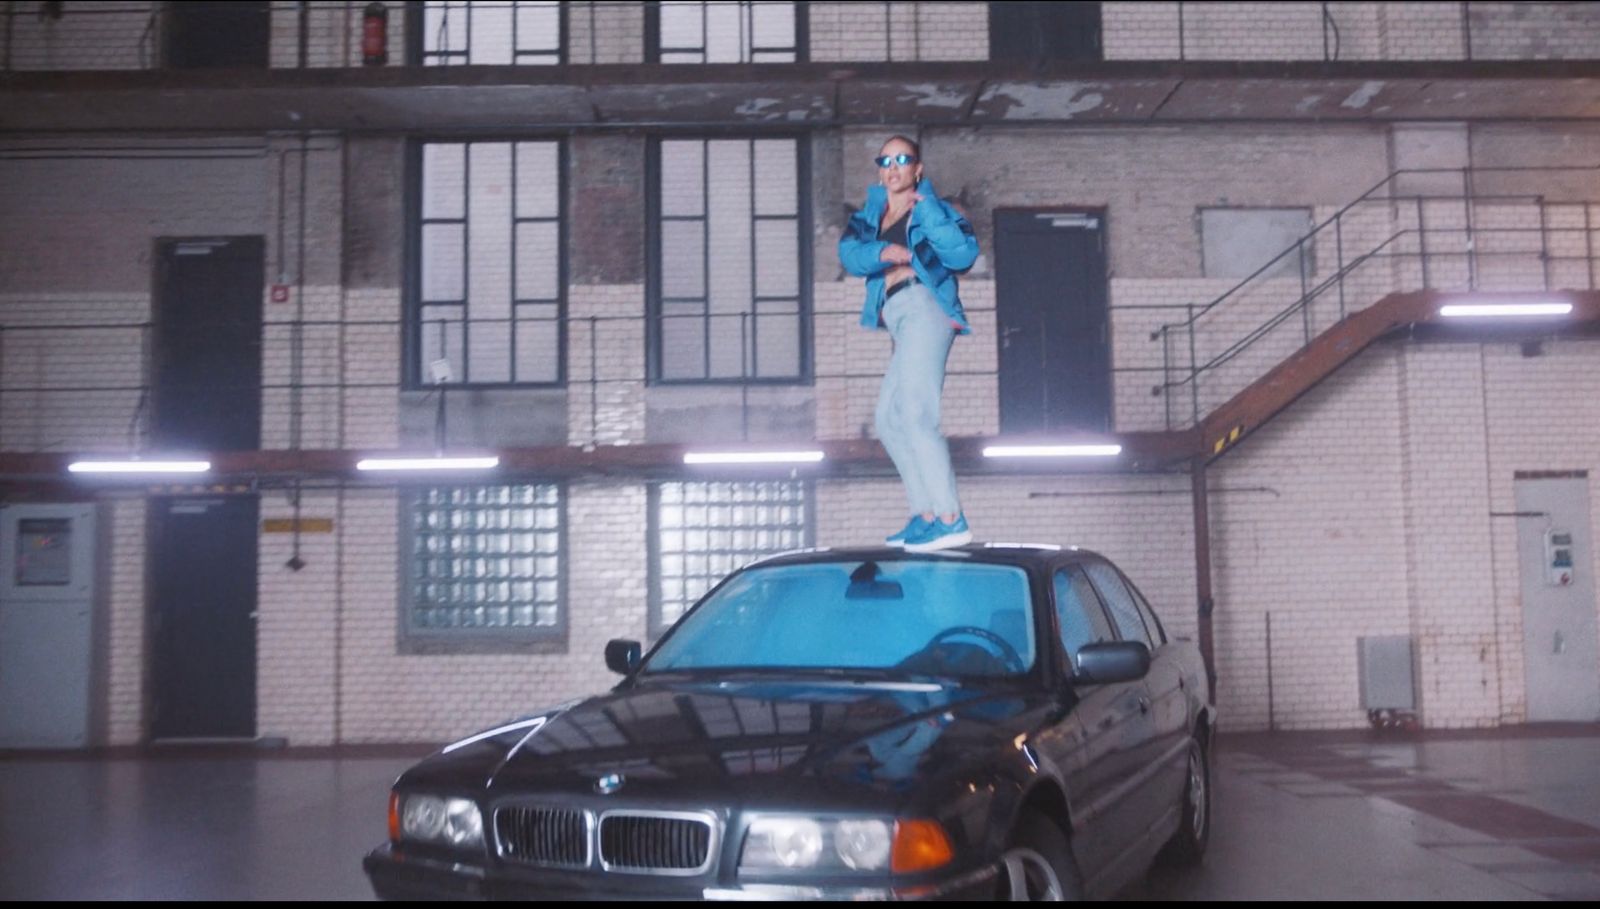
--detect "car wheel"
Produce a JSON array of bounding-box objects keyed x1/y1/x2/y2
[
  {"x1": 998, "y1": 811, "x2": 1085, "y2": 901},
  {"x1": 1160, "y1": 735, "x2": 1211, "y2": 867}
]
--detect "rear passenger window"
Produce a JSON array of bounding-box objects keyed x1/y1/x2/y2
[
  {"x1": 1083, "y1": 561, "x2": 1153, "y2": 649},
  {"x1": 1053, "y1": 567, "x2": 1116, "y2": 666},
  {"x1": 1124, "y1": 578, "x2": 1167, "y2": 646}
]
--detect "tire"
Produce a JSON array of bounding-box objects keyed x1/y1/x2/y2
[
  {"x1": 1160, "y1": 735, "x2": 1211, "y2": 867},
  {"x1": 998, "y1": 811, "x2": 1086, "y2": 901}
]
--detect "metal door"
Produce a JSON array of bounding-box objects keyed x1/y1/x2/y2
[
  {"x1": 1516, "y1": 477, "x2": 1600, "y2": 722},
  {"x1": 994, "y1": 210, "x2": 1111, "y2": 434}
]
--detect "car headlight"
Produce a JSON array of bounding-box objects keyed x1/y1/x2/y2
[
  {"x1": 740, "y1": 817, "x2": 892, "y2": 873},
  {"x1": 395, "y1": 794, "x2": 484, "y2": 850}
]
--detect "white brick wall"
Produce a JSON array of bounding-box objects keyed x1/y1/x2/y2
[
  {"x1": 333, "y1": 483, "x2": 647, "y2": 744},
  {"x1": 1467, "y1": 2, "x2": 1600, "y2": 61},
  {"x1": 1398, "y1": 344, "x2": 1499, "y2": 728},
  {"x1": 567, "y1": 284, "x2": 647, "y2": 445},
  {"x1": 106, "y1": 496, "x2": 147, "y2": 744},
  {"x1": 567, "y1": 1, "x2": 646, "y2": 64},
  {"x1": 257, "y1": 489, "x2": 342, "y2": 744},
  {"x1": 1209, "y1": 343, "x2": 1412, "y2": 730},
  {"x1": 809, "y1": 2, "x2": 988, "y2": 62},
  {"x1": 1480, "y1": 341, "x2": 1600, "y2": 724}
]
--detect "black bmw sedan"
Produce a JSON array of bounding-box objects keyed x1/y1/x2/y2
[{"x1": 364, "y1": 544, "x2": 1214, "y2": 901}]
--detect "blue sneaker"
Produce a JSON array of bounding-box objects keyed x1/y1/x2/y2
[
  {"x1": 904, "y1": 514, "x2": 973, "y2": 552},
  {"x1": 886, "y1": 515, "x2": 931, "y2": 548}
]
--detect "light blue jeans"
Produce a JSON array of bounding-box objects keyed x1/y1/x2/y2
[{"x1": 876, "y1": 284, "x2": 962, "y2": 518}]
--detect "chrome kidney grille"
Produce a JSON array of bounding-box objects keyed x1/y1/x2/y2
[
  {"x1": 495, "y1": 806, "x2": 590, "y2": 869},
  {"x1": 494, "y1": 806, "x2": 718, "y2": 876},
  {"x1": 598, "y1": 811, "x2": 715, "y2": 875}
]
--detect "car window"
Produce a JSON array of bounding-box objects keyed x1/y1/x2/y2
[
  {"x1": 1123, "y1": 575, "x2": 1167, "y2": 646},
  {"x1": 1083, "y1": 561, "x2": 1153, "y2": 649},
  {"x1": 644, "y1": 560, "x2": 1037, "y2": 678},
  {"x1": 1053, "y1": 567, "x2": 1116, "y2": 666}
]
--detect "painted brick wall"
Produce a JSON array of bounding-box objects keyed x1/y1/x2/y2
[
  {"x1": 106, "y1": 496, "x2": 147, "y2": 745},
  {"x1": 1480, "y1": 341, "x2": 1600, "y2": 724},
  {"x1": 329, "y1": 483, "x2": 647, "y2": 745},
  {"x1": 1104, "y1": 2, "x2": 1383, "y2": 62},
  {"x1": 1398, "y1": 344, "x2": 1499, "y2": 728},
  {"x1": 809, "y1": 2, "x2": 988, "y2": 62},
  {"x1": 1467, "y1": 2, "x2": 1600, "y2": 61},
  {"x1": 567, "y1": 283, "x2": 647, "y2": 445},
  {"x1": 1208, "y1": 343, "x2": 1411, "y2": 731},
  {"x1": 566, "y1": 1, "x2": 646, "y2": 64}
]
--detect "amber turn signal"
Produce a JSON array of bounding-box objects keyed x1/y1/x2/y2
[{"x1": 891, "y1": 819, "x2": 954, "y2": 873}]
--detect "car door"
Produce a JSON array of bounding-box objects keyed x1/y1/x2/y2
[
  {"x1": 1121, "y1": 570, "x2": 1192, "y2": 806},
  {"x1": 1082, "y1": 560, "x2": 1186, "y2": 843},
  {"x1": 1034, "y1": 563, "x2": 1153, "y2": 883}
]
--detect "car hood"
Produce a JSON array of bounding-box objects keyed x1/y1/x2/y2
[{"x1": 404, "y1": 677, "x2": 1048, "y2": 810}]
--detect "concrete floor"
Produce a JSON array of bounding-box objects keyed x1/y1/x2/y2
[{"x1": 2, "y1": 729, "x2": 1598, "y2": 901}]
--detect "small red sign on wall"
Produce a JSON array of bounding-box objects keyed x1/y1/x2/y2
[{"x1": 270, "y1": 284, "x2": 290, "y2": 303}]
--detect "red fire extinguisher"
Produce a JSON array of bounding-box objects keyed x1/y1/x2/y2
[{"x1": 362, "y1": 2, "x2": 388, "y2": 66}]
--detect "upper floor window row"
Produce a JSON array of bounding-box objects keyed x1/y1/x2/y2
[{"x1": 14, "y1": 4, "x2": 1600, "y2": 73}]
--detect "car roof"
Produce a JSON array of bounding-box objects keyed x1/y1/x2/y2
[{"x1": 743, "y1": 543, "x2": 1112, "y2": 571}]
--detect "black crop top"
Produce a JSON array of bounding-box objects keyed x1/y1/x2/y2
[{"x1": 881, "y1": 209, "x2": 908, "y2": 250}]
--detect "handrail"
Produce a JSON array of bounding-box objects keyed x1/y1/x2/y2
[
  {"x1": 1150, "y1": 163, "x2": 1600, "y2": 428},
  {"x1": 1154, "y1": 164, "x2": 1600, "y2": 336}
]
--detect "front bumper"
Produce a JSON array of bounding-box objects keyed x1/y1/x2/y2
[{"x1": 364, "y1": 844, "x2": 999, "y2": 901}]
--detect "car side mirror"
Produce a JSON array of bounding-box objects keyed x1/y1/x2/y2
[
  {"x1": 605, "y1": 639, "x2": 641, "y2": 675},
  {"x1": 1073, "y1": 642, "x2": 1151, "y2": 685}
]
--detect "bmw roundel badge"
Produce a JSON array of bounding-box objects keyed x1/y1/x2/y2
[{"x1": 595, "y1": 772, "x2": 625, "y2": 795}]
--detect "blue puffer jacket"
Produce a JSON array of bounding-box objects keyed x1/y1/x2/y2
[{"x1": 838, "y1": 178, "x2": 980, "y2": 334}]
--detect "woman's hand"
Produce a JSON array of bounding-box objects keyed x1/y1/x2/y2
[
  {"x1": 879, "y1": 244, "x2": 913, "y2": 265},
  {"x1": 883, "y1": 265, "x2": 916, "y2": 286}
]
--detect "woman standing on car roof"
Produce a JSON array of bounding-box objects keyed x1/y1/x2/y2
[{"x1": 838, "y1": 135, "x2": 981, "y2": 553}]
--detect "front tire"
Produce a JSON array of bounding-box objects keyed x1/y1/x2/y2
[
  {"x1": 999, "y1": 811, "x2": 1085, "y2": 901},
  {"x1": 1160, "y1": 735, "x2": 1211, "y2": 867}
]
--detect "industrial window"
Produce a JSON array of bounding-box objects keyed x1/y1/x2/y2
[
  {"x1": 647, "y1": 1, "x2": 804, "y2": 63},
  {"x1": 1200, "y1": 208, "x2": 1315, "y2": 280},
  {"x1": 413, "y1": 1, "x2": 564, "y2": 65},
  {"x1": 649, "y1": 481, "x2": 812, "y2": 635},
  {"x1": 649, "y1": 137, "x2": 809, "y2": 383},
  {"x1": 403, "y1": 484, "x2": 565, "y2": 645},
  {"x1": 413, "y1": 139, "x2": 564, "y2": 387}
]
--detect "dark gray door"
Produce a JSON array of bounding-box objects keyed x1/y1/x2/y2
[
  {"x1": 1034, "y1": 565, "x2": 1152, "y2": 889},
  {"x1": 149, "y1": 495, "x2": 258, "y2": 740},
  {"x1": 153, "y1": 237, "x2": 264, "y2": 452},
  {"x1": 149, "y1": 236, "x2": 263, "y2": 740},
  {"x1": 995, "y1": 211, "x2": 1111, "y2": 434},
  {"x1": 989, "y1": 1, "x2": 1102, "y2": 64},
  {"x1": 164, "y1": 1, "x2": 270, "y2": 69}
]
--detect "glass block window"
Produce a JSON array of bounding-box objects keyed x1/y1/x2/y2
[
  {"x1": 415, "y1": 139, "x2": 563, "y2": 386},
  {"x1": 650, "y1": 1, "x2": 802, "y2": 63},
  {"x1": 405, "y1": 484, "x2": 565, "y2": 640},
  {"x1": 651, "y1": 137, "x2": 808, "y2": 382},
  {"x1": 418, "y1": 1, "x2": 564, "y2": 65},
  {"x1": 650, "y1": 481, "x2": 811, "y2": 634}
]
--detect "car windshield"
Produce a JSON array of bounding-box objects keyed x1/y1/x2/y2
[{"x1": 643, "y1": 559, "x2": 1037, "y2": 679}]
